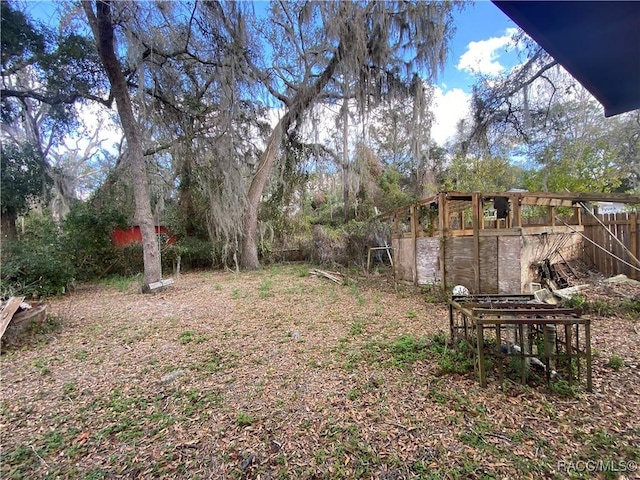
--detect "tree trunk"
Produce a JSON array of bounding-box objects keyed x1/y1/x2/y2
[
  {"x1": 1, "y1": 210, "x2": 17, "y2": 245},
  {"x1": 83, "y1": 0, "x2": 162, "y2": 289},
  {"x1": 241, "y1": 116, "x2": 288, "y2": 270},
  {"x1": 241, "y1": 42, "x2": 344, "y2": 270},
  {"x1": 342, "y1": 96, "x2": 350, "y2": 222}
]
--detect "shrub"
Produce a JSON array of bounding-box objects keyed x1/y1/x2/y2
[
  {"x1": 1, "y1": 212, "x2": 75, "y2": 298},
  {"x1": 62, "y1": 201, "x2": 126, "y2": 280}
]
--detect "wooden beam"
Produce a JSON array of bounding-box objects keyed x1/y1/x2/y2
[
  {"x1": 472, "y1": 192, "x2": 481, "y2": 294},
  {"x1": 1, "y1": 297, "x2": 25, "y2": 340},
  {"x1": 438, "y1": 192, "x2": 447, "y2": 290},
  {"x1": 631, "y1": 213, "x2": 638, "y2": 280}
]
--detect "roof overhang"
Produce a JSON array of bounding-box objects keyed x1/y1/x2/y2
[{"x1": 492, "y1": 1, "x2": 640, "y2": 117}]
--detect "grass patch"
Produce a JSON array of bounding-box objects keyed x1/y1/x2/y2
[
  {"x1": 608, "y1": 353, "x2": 624, "y2": 370},
  {"x1": 236, "y1": 411, "x2": 256, "y2": 427}
]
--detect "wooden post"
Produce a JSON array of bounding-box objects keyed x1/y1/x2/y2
[
  {"x1": 411, "y1": 204, "x2": 418, "y2": 285},
  {"x1": 512, "y1": 194, "x2": 522, "y2": 228},
  {"x1": 472, "y1": 193, "x2": 481, "y2": 294},
  {"x1": 476, "y1": 322, "x2": 486, "y2": 387},
  {"x1": 585, "y1": 321, "x2": 592, "y2": 393},
  {"x1": 630, "y1": 213, "x2": 638, "y2": 280},
  {"x1": 438, "y1": 193, "x2": 447, "y2": 290}
]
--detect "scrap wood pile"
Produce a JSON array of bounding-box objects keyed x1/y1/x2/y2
[
  {"x1": 309, "y1": 268, "x2": 344, "y2": 284},
  {"x1": 1, "y1": 297, "x2": 47, "y2": 346}
]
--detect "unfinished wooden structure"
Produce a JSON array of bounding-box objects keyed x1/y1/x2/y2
[
  {"x1": 450, "y1": 294, "x2": 592, "y2": 391},
  {"x1": 382, "y1": 191, "x2": 640, "y2": 293}
]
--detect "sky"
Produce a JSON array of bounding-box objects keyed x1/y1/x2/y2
[
  {"x1": 25, "y1": 1, "x2": 522, "y2": 150},
  {"x1": 430, "y1": 1, "x2": 521, "y2": 145}
]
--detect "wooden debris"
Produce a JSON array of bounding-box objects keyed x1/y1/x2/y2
[
  {"x1": 143, "y1": 278, "x2": 175, "y2": 293},
  {"x1": 309, "y1": 268, "x2": 344, "y2": 284},
  {"x1": 0, "y1": 296, "x2": 25, "y2": 340},
  {"x1": 1, "y1": 298, "x2": 47, "y2": 346}
]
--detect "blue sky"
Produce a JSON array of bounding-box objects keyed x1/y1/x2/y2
[
  {"x1": 25, "y1": 0, "x2": 522, "y2": 147},
  {"x1": 430, "y1": 1, "x2": 521, "y2": 144}
]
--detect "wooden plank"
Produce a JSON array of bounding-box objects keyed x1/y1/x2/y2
[
  {"x1": 472, "y1": 193, "x2": 481, "y2": 293},
  {"x1": 144, "y1": 278, "x2": 175, "y2": 293},
  {"x1": 411, "y1": 204, "x2": 418, "y2": 285},
  {"x1": 0, "y1": 297, "x2": 25, "y2": 340},
  {"x1": 497, "y1": 236, "x2": 521, "y2": 294},
  {"x1": 631, "y1": 213, "x2": 638, "y2": 280},
  {"x1": 479, "y1": 237, "x2": 498, "y2": 294},
  {"x1": 438, "y1": 192, "x2": 447, "y2": 290}
]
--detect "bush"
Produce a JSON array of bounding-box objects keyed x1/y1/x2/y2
[
  {"x1": 162, "y1": 237, "x2": 214, "y2": 271},
  {"x1": 62, "y1": 201, "x2": 126, "y2": 280},
  {"x1": 1, "y1": 212, "x2": 75, "y2": 298}
]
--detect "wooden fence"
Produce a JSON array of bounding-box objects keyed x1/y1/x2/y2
[{"x1": 581, "y1": 212, "x2": 639, "y2": 281}]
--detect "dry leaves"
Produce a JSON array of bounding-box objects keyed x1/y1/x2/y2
[{"x1": 1, "y1": 264, "x2": 638, "y2": 479}]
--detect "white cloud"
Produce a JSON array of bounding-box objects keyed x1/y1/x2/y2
[
  {"x1": 431, "y1": 87, "x2": 471, "y2": 145},
  {"x1": 457, "y1": 27, "x2": 518, "y2": 76}
]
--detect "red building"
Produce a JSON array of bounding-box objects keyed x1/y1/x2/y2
[{"x1": 112, "y1": 226, "x2": 174, "y2": 247}]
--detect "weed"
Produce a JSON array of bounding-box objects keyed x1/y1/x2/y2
[
  {"x1": 178, "y1": 330, "x2": 195, "y2": 345},
  {"x1": 423, "y1": 282, "x2": 449, "y2": 303},
  {"x1": 259, "y1": 277, "x2": 274, "y2": 298},
  {"x1": 588, "y1": 299, "x2": 614, "y2": 317},
  {"x1": 347, "y1": 389, "x2": 360, "y2": 401},
  {"x1": 32, "y1": 358, "x2": 51, "y2": 376},
  {"x1": 620, "y1": 297, "x2": 640, "y2": 317},
  {"x1": 406, "y1": 309, "x2": 416, "y2": 319},
  {"x1": 101, "y1": 275, "x2": 134, "y2": 292},
  {"x1": 608, "y1": 354, "x2": 624, "y2": 370},
  {"x1": 349, "y1": 319, "x2": 364, "y2": 336},
  {"x1": 213, "y1": 283, "x2": 223, "y2": 291},
  {"x1": 563, "y1": 295, "x2": 585, "y2": 311},
  {"x1": 344, "y1": 352, "x2": 362, "y2": 372},
  {"x1": 387, "y1": 335, "x2": 429, "y2": 369},
  {"x1": 550, "y1": 379, "x2": 581, "y2": 398},
  {"x1": 75, "y1": 349, "x2": 88, "y2": 361},
  {"x1": 236, "y1": 411, "x2": 256, "y2": 426},
  {"x1": 62, "y1": 382, "x2": 77, "y2": 397}
]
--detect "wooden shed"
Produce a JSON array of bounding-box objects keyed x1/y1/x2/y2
[{"x1": 381, "y1": 191, "x2": 640, "y2": 293}]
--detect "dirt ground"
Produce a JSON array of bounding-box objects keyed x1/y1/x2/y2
[{"x1": 1, "y1": 264, "x2": 639, "y2": 479}]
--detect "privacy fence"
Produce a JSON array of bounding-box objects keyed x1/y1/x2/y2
[{"x1": 581, "y1": 212, "x2": 640, "y2": 281}]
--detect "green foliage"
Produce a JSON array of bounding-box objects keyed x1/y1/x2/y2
[
  {"x1": 1, "y1": 212, "x2": 75, "y2": 298},
  {"x1": 549, "y1": 379, "x2": 581, "y2": 398},
  {"x1": 608, "y1": 354, "x2": 624, "y2": 370},
  {"x1": 0, "y1": 143, "x2": 50, "y2": 220},
  {"x1": 523, "y1": 142, "x2": 624, "y2": 194},
  {"x1": 236, "y1": 411, "x2": 256, "y2": 427},
  {"x1": 619, "y1": 298, "x2": 640, "y2": 319},
  {"x1": 162, "y1": 237, "x2": 214, "y2": 271},
  {"x1": 429, "y1": 334, "x2": 474, "y2": 375},
  {"x1": 441, "y1": 153, "x2": 523, "y2": 192},
  {"x1": 376, "y1": 169, "x2": 414, "y2": 212},
  {"x1": 62, "y1": 201, "x2": 127, "y2": 280},
  {"x1": 387, "y1": 335, "x2": 429, "y2": 369},
  {"x1": 562, "y1": 295, "x2": 585, "y2": 311}
]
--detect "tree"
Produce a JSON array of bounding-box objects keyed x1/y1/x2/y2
[
  {"x1": 82, "y1": 0, "x2": 162, "y2": 289},
  {"x1": 1, "y1": 1, "x2": 110, "y2": 238},
  {"x1": 469, "y1": 37, "x2": 639, "y2": 195},
  {"x1": 0, "y1": 143, "x2": 50, "y2": 242},
  {"x1": 209, "y1": 1, "x2": 456, "y2": 269}
]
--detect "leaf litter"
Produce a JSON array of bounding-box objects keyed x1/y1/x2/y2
[{"x1": 1, "y1": 264, "x2": 638, "y2": 479}]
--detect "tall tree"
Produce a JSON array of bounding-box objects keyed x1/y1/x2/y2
[
  {"x1": 82, "y1": 0, "x2": 162, "y2": 289},
  {"x1": 210, "y1": 1, "x2": 456, "y2": 269},
  {"x1": 1, "y1": 0, "x2": 104, "y2": 239}
]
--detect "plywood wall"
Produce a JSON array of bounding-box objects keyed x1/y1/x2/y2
[
  {"x1": 392, "y1": 237, "x2": 415, "y2": 283},
  {"x1": 497, "y1": 236, "x2": 522, "y2": 293},
  {"x1": 416, "y1": 237, "x2": 441, "y2": 285}
]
